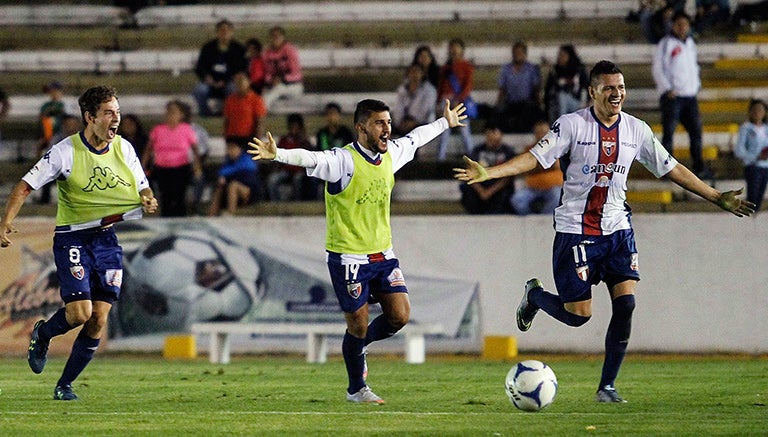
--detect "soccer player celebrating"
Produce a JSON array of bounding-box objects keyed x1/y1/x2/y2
[
  {"x1": 454, "y1": 60, "x2": 754, "y2": 403},
  {"x1": 0, "y1": 85, "x2": 158, "y2": 400},
  {"x1": 249, "y1": 99, "x2": 466, "y2": 403}
]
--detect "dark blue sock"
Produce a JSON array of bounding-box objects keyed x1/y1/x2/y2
[
  {"x1": 342, "y1": 331, "x2": 366, "y2": 394},
  {"x1": 528, "y1": 287, "x2": 591, "y2": 327},
  {"x1": 57, "y1": 332, "x2": 100, "y2": 387},
  {"x1": 38, "y1": 308, "x2": 73, "y2": 342},
  {"x1": 599, "y1": 294, "x2": 635, "y2": 389},
  {"x1": 365, "y1": 315, "x2": 399, "y2": 346}
]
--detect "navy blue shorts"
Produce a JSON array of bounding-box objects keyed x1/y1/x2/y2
[
  {"x1": 552, "y1": 229, "x2": 640, "y2": 303},
  {"x1": 53, "y1": 226, "x2": 124, "y2": 304},
  {"x1": 326, "y1": 252, "x2": 408, "y2": 314}
]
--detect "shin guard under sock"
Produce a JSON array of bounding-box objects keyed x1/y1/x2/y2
[
  {"x1": 599, "y1": 294, "x2": 636, "y2": 388},
  {"x1": 342, "y1": 331, "x2": 367, "y2": 394},
  {"x1": 57, "y1": 332, "x2": 100, "y2": 387}
]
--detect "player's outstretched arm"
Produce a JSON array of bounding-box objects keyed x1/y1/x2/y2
[
  {"x1": 247, "y1": 131, "x2": 277, "y2": 161},
  {"x1": 454, "y1": 152, "x2": 539, "y2": 185},
  {"x1": 666, "y1": 164, "x2": 755, "y2": 217},
  {"x1": 442, "y1": 99, "x2": 468, "y2": 128}
]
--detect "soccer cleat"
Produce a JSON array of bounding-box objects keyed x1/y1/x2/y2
[
  {"x1": 53, "y1": 384, "x2": 79, "y2": 401},
  {"x1": 517, "y1": 279, "x2": 542, "y2": 332},
  {"x1": 28, "y1": 320, "x2": 49, "y2": 374},
  {"x1": 595, "y1": 385, "x2": 627, "y2": 403},
  {"x1": 346, "y1": 386, "x2": 385, "y2": 404}
]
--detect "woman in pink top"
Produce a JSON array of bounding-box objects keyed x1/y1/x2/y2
[{"x1": 142, "y1": 100, "x2": 202, "y2": 216}]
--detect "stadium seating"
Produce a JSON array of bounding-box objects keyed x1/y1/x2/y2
[{"x1": 1, "y1": 1, "x2": 766, "y2": 211}]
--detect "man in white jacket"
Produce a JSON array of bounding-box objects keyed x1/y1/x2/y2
[{"x1": 652, "y1": 11, "x2": 713, "y2": 179}]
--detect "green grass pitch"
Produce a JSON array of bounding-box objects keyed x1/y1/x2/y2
[{"x1": 0, "y1": 353, "x2": 765, "y2": 436}]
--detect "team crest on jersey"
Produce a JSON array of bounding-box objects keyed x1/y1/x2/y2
[
  {"x1": 70, "y1": 265, "x2": 85, "y2": 281},
  {"x1": 387, "y1": 268, "x2": 406, "y2": 287},
  {"x1": 347, "y1": 282, "x2": 362, "y2": 299},
  {"x1": 602, "y1": 140, "x2": 616, "y2": 156},
  {"x1": 576, "y1": 265, "x2": 589, "y2": 282},
  {"x1": 105, "y1": 269, "x2": 123, "y2": 287},
  {"x1": 630, "y1": 253, "x2": 639, "y2": 271}
]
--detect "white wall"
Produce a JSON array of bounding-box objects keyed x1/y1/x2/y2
[{"x1": 232, "y1": 213, "x2": 768, "y2": 354}]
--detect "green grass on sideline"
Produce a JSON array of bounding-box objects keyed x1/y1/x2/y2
[{"x1": 0, "y1": 353, "x2": 765, "y2": 436}]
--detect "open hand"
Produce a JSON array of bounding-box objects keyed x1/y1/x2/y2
[
  {"x1": 453, "y1": 155, "x2": 490, "y2": 185},
  {"x1": 716, "y1": 188, "x2": 755, "y2": 217},
  {"x1": 442, "y1": 99, "x2": 468, "y2": 128},
  {"x1": 248, "y1": 132, "x2": 277, "y2": 161}
]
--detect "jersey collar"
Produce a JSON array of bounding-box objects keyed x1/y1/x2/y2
[
  {"x1": 353, "y1": 141, "x2": 382, "y2": 165},
  {"x1": 79, "y1": 131, "x2": 111, "y2": 155},
  {"x1": 590, "y1": 107, "x2": 621, "y2": 131}
]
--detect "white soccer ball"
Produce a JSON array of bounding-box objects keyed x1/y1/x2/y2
[
  {"x1": 118, "y1": 231, "x2": 264, "y2": 335},
  {"x1": 505, "y1": 360, "x2": 558, "y2": 412}
]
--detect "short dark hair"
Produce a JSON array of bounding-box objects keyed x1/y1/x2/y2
[
  {"x1": 245, "y1": 38, "x2": 262, "y2": 52},
  {"x1": 354, "y1": 99, "x2": 390, "y2": 125},
  {"x1": 78, "y1": 85, "x2": 118, "y2": 123},
  {"x1": 287, "y1": 112, "x2": 304, "y2": 128},
  {"x1": 589, "y1": 60, "x2": 623, "y2": 87},
  {"x1": 216, "y1": 19, "x2": 233, "y2": 29},
  {"x1": 324, "y1": 102, "x2": 342, "y2": 114},
  {"x1": 672, "y1": 11, "x2": 691, "y2": 23}
]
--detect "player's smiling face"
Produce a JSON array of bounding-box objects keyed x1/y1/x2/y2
[
  {"x1": 88, "y1": 97, "x2": 121, "y2": 147},
  {"x1": 358, "y1": 110, "x2": 391, "y2": 154},
  {"x1": 590, "y1": 73, "x2": 625, "y2": 124}
]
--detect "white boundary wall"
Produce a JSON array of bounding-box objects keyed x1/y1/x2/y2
[{"x1": 230, "y1": 213, "x2": 768, "y2": 354}]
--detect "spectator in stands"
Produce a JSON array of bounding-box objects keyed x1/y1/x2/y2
[
  {"x1": 223, "y1": 72, "x2": 267, "y2": 140},
  {"x1": 544, "y1": 45, "x2": 589, "y2": 124},
  {"x1": 496, "y1": 41, "x2": 544, "y2": 134},
  {"x1": 511, "y1": 120, "x2": 563, "y2": 215},
  {"x1": 634, "y1": 1, "x2": 686, "y2": 44},
  {"x1": 459, "y1": 122, "x2": 516, "y2": 214},
  {"x1": 652, "y1": 11, "x2": 713, "y2": 179},
  {"x1": 208, "y1": 137, "x2": 261, "y2": 216},
  {"x1": 437, "y1": 38, "x2": 474, "y2": 161},
  {"x1": 267, "y1": 113, "x2": 315, "y2": 201},
  {"x1": 180, "y1": 101, "x2": 211, "y2": 215},
  {"x1": 411, "y1": 45, "x2": 440, "y2": 89},
  {"x1": 262, "y1": 26, "x2": 304, "y2": 109},
  {"x1": 694, "y1": 0, "x2": 731, "y2": 35},
  {"x1": 118, "y1": 113, "x2": 148, "y2": 160},
  {"x1": 316, "y1": 102, "x2": 354, "y2": 151},
  {"x1": 142, "y1": 100, "x2": 202, "y2": 217},
  {"x1": 393, "y1": 64, "x2": 438, "y2": 138},
  {"x1": 37, "y1": 81, "x2": 76, "y2": 204},
  {"x1": 245, "y1": 38, "x2": 266, "y2": 95},
  {"x1": 734, "y1": 99, "x2": 768, "y2": 212},
  {"x1": 0, "y1": 86, "x2": 9, "y2": 155},
  {"x1": 193, "y1": 19, "x2": 247, "y2": 117}
]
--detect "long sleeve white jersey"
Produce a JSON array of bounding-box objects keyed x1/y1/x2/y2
[
  {"x1": 530, "y1": 107, "x2": 678, "y2": 236},
  {"x1": 274, "y1": 117, "x2": 449, "y2": 190}
]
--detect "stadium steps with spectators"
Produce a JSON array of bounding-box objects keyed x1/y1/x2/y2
[{"x1": 0, "y1": 3, "x2": 765, "y2": 213}]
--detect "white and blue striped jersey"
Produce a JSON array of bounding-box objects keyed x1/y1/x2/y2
[{"x1": 530, "y1": 107, "x2": 677, "y2": 236}]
